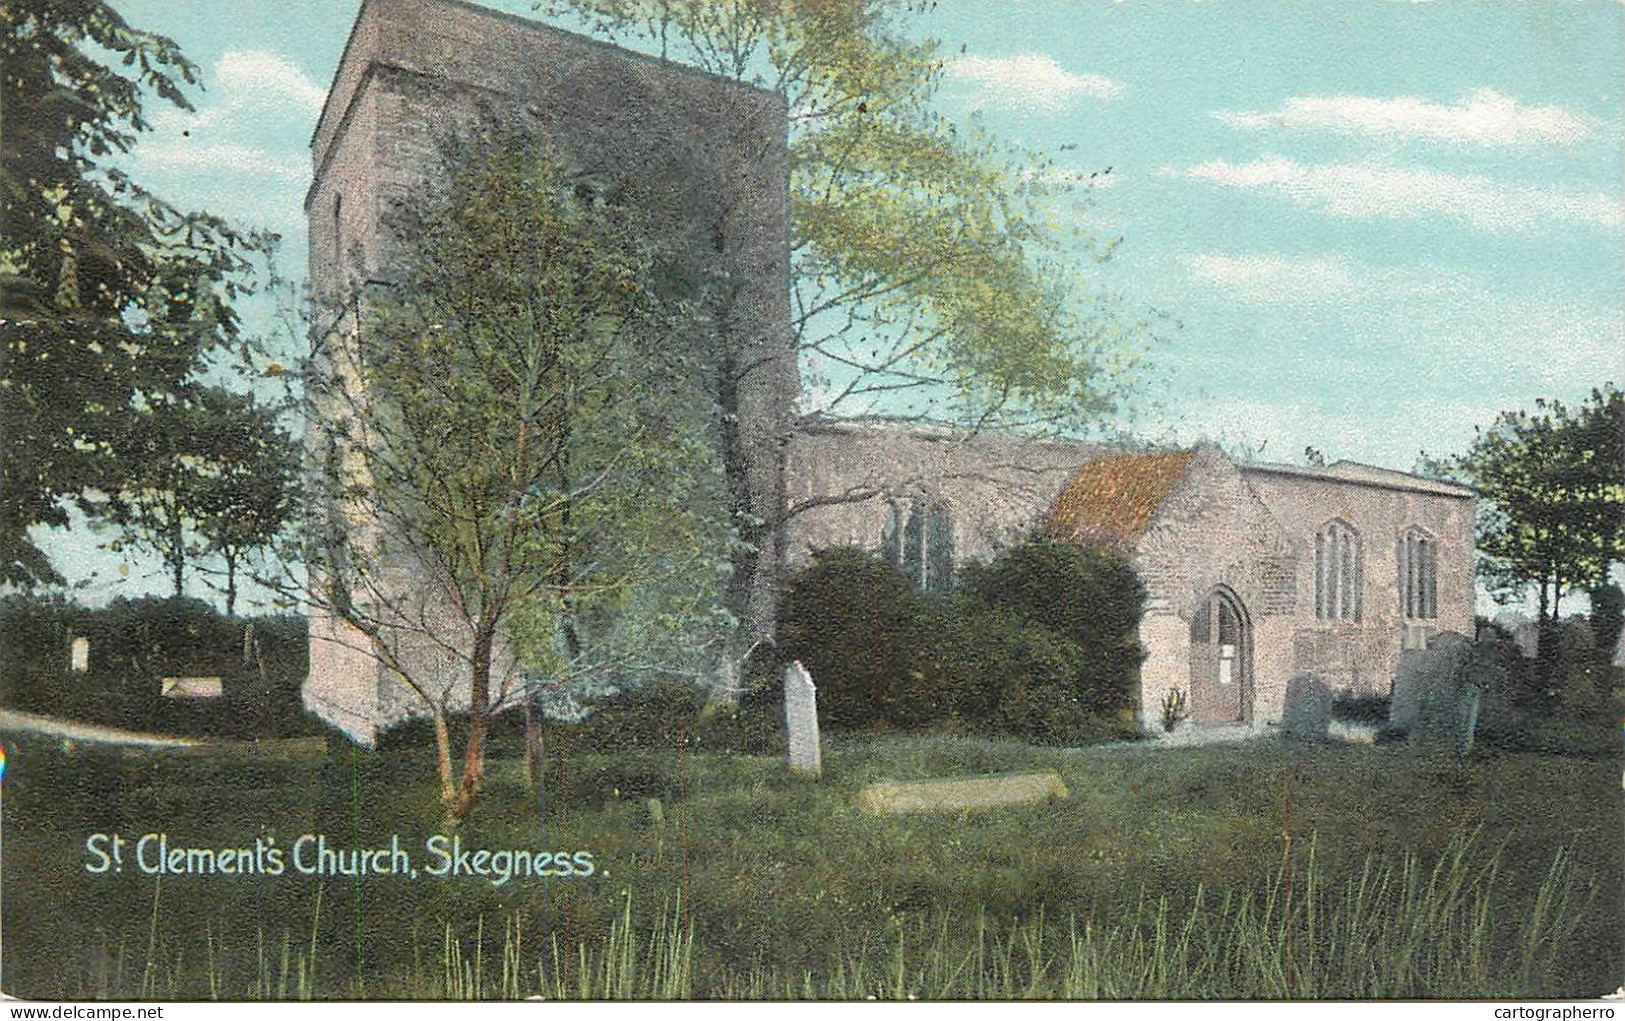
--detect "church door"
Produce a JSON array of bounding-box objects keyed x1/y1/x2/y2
[{"x1": 1189, "y1": 587, "x2": 1251, "y2": 723}]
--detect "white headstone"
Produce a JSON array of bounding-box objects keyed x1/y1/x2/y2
[
  {"x1": 783, "y1": 660, "x2": 821, "y2": 776},
  {"x1": 69, "y1": 636, "x2": 90, "y2": 673}
]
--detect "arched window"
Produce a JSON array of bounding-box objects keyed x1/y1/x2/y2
[
  {"x1": 1314, "y1": 519, "x2": 1361, "y2": 621},
  {"x1": 887, "y1": 498, "x2": 955, "y2": 593},
  {"x1": 880, "y1": 502, "x2": 902, "y2": 566},
  {"x1": 1399, "y1": 528, "x2": 1438, "y2": 619},
  {"x1": 925, "y1": 502, "x2": 955, "y2": 594}
]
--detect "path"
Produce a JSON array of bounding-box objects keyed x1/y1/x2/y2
[{"x1": 0, "y1": 708, "x2": 326, "y2": 757}]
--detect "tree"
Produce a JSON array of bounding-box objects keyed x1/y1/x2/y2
[
  {"x1": 1, "y1": 2, "x2": 267, "y2": 586},
  {"x1": 92, "y1": 384, "x2": 295, "y2": 612},
  {"x1": 94, "y1": 391, "x2": 211, "y2": 600},
  {"x1": 303, "y1": 143, "x2": 731, "y2": 824},
  {"x1": 540, "y1": 0, "x2": 1151, "y2": 687},
  {"x1": 1441, "y1": 384, "x2": 1624, "y2": 628},
  {"x1": 193, "y1": 389, "x2": 299, "y2": 616}
]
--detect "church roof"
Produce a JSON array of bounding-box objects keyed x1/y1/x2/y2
[{"x1": 1044, "y1": 449, "x2": 1195, "y2": 546}]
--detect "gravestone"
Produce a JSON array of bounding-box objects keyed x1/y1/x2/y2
[
  {"x1": 1390, "y1": 632, "x2": 1495, "y2": 753},
  {"x1": 161, "y1": 676, "x2": 224, "y2": 699},
  {"x1": 69, "y1": 637, "x2": 89, "y2": 673},
  {"x1": 1281, "y1": 673, "x2": 1333, "y2": 742},
  {"x1": 857, "y1": 772, "x2": 1068, "y2": 815},
  {"x1": 783, "y1": 660, "x2": 822, "y2": 776}
]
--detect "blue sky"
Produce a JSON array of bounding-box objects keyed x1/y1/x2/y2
[{"x1": 43, "y1": 0, "x2": 1625, "y2": 606}]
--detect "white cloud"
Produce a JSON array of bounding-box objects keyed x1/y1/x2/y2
[
  {"x1": 136, "y1": 140, "x2": 308, "y2": 181},
  {"x1": 1180, "y1": 253, "x2": 1359, "y2": 303},
  {"x1": 128, "y1": 49, "x2": 320, "y2": 236},
  {"x1": 946, "y1": 53, "x2": 1123, "y2": 111},
  {"x1": 215, "y1": 50, "x2": 326, "y2": 115},
  {"x1": 1214, "y1": 88, "x2": 1602, "y2": 147},
  {"x1": 151, "y1": 50, "x2": 325, "y2": 134},
  {"x1": 1162, "y1": 155, "x2": 1624, "y2": 233}
]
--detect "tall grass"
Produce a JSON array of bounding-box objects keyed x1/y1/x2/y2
[{"x1": 71, "y1": 832, "x2": 1589, "y2": 1000}]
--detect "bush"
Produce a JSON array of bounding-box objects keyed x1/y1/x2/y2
[
  {"x1": 776, "y1": 547, "x2": 946, "y2": 732},
  {"x1": 1330, "y1": 692, "x2": 1391, "y2": 725},
  {"x1": 1588, "y1": 583, "x2": 1623, "y2": 657},
  {"x1": 772, "y1": 539, "x2": 1150, "y2": 746},
  {"x1": 956, "y1": 538, "x2": 1147, "y2": 718},
  {"x1": 0, "y1": 593, "x2": 314, "y2": 738},
  {"x1": 567, "y1": 680, "x2": 710, "y2": 751}
]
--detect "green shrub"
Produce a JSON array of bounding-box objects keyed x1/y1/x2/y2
[
  {"x1": 1587, "y1": 582, "x2": 1623, "y2": 656},
  {"x1": 776, "y1": 547, "x2": 946, "y2": 732},
  {"x1": 0, "y1": 593, "x2": 314, "y2": 737},
  {"x1": 956, "y1": 537, "x2": 1147, "y2": 718},
  {"x1": 567, "y1": 679, "x2": 710, "y2": 751},
  {"x1": 1330, "y1": 692, "x2": 1390, "y2": 725},
  {"x1": 934, "y1": 609, "x2": 1083, "y2": 741}
]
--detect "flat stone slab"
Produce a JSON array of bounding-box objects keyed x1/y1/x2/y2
[{"x1": 857, "y1": 771, "x2": 1068, "y2": 815}]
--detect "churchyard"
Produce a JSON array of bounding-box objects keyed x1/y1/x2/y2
[{"x1": 2, "y1": 703, "x2": 1618, "y2": 1000}]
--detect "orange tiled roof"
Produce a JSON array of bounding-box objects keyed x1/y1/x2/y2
[{"x1": 1044, "y1": 450, "x2": 1195, "y2": 546}]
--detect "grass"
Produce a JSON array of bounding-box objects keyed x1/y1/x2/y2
[{"x1": 2, "y1": 726, "x2": 1618, "y2": 999}]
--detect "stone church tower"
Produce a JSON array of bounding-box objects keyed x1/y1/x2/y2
[{"x1": 302, "y1": 0, "x2": 795, "y2": 742}]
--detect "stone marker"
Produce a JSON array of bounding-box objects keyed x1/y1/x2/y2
[
  {"x1": 161, "y1": 676, "x2": 224, "y2": 699},
  {"x1": 1390, "y1": 632, "x2": 1498, "y2": 753},
  {"x1": 1281, "y1": 673, "x2": 1333, "y2": 742},
  {"x1": 69, "y1": 636, "x2": 89, "y2": 673},
  {"x1": 857, "y1": 771, "x2": 1068, "y2": 815},
  {"x1": 783, "y1": 660, "x2": 821, "y2": 776}
]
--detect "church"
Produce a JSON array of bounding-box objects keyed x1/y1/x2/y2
[
  {"x1": 300, "y1": 0, "x2": 1476, "y2": 743},
  {"x1": 786, "y1": 423, "x2": 1476, "y2": 731}
]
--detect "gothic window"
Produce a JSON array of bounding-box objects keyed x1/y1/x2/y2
[
  {"x1": 1399, "y1": 528, "x2": 1438, "y2": 620},
  {"x1": 924, "y1": 502, "x2": 955, "y2": 594},
  {"x1": 881, "y1": 502, "x2": 902, "y2": 566},
  {"x1": 1314, "y1": 519, "x2": 1361, "y2": 621},
  {"x1": 886, "y1": 499, "x2": 955, "y2": 593},
  {"x1": 902, "y1": 499, "x2": 926, "y2": 587}
]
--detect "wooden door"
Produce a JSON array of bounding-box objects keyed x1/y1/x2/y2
[{"x1": 1190, "y1": 589, "x2": 1249, "y2": 723}]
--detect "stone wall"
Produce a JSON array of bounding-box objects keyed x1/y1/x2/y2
[
  {"x1": 1241, "y1": 462, "x2": 1475, "y2": 694},
  {"x1": 783, "y1": 423, "x2": 1101, "y2": 570},
  {"x1": 1131, "y1": 445, "x2": 1298, "y2": 728}
]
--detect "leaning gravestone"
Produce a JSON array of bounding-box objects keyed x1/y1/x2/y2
[
  {"x1": 858, "y1": 772, "x2": 1068, "y2": 815},
  {"x1": 783, "y1": 660, "x2": 822, "y2": 776},
  {"x1": 1390, "y1": 632, "x2": 1496, "y2": 753}
]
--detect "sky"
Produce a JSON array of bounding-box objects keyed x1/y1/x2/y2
[{"x1": 38, "y1": 0, "x2": 1625, "y2": 608}]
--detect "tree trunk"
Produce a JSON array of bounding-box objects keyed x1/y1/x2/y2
[
  {"x1": 447, "y1": 628, "x2": 495, "y2": 824},
  {"x1": 171, "y1": 518, "x2": 185, "y2": 597},
  {"x1": 524, "y1": 693, "x2": 544, "y2": 789},
  {"x1": 712, "y1": 283, "x2": 793, "y2": 707},
  {"x1": 433, "y1": 711, "x2": 456, "y2": 809},
  {"x1": 532, "y1": 701, "x2": 548, "y2": 848},
  {"x1": 224, "y1": 556, "x2": 238, "y2": 617}
]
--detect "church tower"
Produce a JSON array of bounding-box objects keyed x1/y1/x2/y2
[{"x1": 302, "y1": 0, "x2": 794, "y2": 743}]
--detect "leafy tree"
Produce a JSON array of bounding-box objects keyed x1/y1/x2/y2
[
  {"x1": 93, "y1": 385, "x2": 295, "y2": 612},
  {"x1": 1440, "y1": 384, "x2": 1624, "y2": 627},
  {"x1": 544, "y1": 0, "x2": 1140, "y2": 431},
  {"x1": 1, "y1": 1, "x2": 267, "y2": 586},
  {"x1": 193, "y1": 389, "x2": 299, "y2": 616},
  {"x1": 94, "y1": 393, "x2": 211, "y2": 600},
  {"x1": 302, "y1": 143, "x2": 731, "y2": 824},
  {"x1": 540, "y1": 0, "x2": 1152, "y2": 690}
]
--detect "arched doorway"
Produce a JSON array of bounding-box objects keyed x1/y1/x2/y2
[{"x1": 1189, "y1": 586, "x2": 1252, "y2": 724}]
